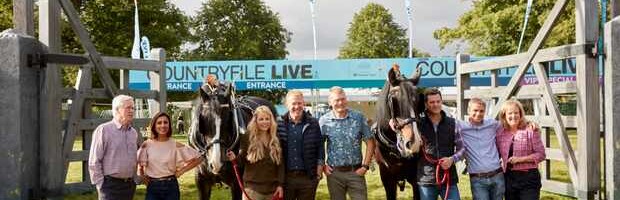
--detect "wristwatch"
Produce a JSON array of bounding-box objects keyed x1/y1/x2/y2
[{"x1": 361, "y1": 164, "x2": 370, "y2": 170}]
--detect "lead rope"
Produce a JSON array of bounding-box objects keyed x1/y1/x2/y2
[
  {"x1": 231, "y1": 159, "x2": 253, "y2": 200},
  {"x1": 421, "y1": 143, "x2": 451, "y2": 200}
]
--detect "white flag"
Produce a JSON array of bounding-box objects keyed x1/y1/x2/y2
[
  {"x1": 404, "y1": 0, "x2": 412, "y2": 19},
  {"x1": 140, "y1": 36, "x2": 151, "y2": 59},
  {"x1": 309, "y1": 0, "x2": 317, "y2": 59},
  {"x1": 131, "y1": 0, "x2": 141, "y2": 59},
  {"x1": 517, "y1": 0, "x2": 534, "y2": 53}
]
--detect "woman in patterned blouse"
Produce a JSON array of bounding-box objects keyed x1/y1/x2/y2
[{"x1": 496, "y1": 100, "x2": 546, "y2": 200}]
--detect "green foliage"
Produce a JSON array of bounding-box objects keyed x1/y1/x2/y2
[
  {"x1": 189, "y1": 0, "x2": 290, "y2": 61},
  {"x1": 168, "y1": 91, "x2": 198, "y2": 102},
  {"x1": 0, "y1": 0, "x2": 11, "y2": 31},
  {"x1": 60, "y1": 0, "x2": 191, "y2": 86},
  {"x1": 237, "y1": 89, "x2": 287, "y2": 104},
  {"x1": 433, "y1": 0, "x2": 575, "y2": 56},
  {"x1": 339, "y1": 3, "x2": 428, "y2": 59}
]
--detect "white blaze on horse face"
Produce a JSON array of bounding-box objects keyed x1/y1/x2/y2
[
  {"x1": 208, "y1": 114, "x2": 223, "y2": 174},
  {"x1": 410, "y1": 122, "x2": 422, "y2": 154},
  {"x1": 394, "y1": 118, "x2": 421, "y2": 157}
]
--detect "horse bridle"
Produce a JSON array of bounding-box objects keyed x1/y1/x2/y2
[
  {"x1": 386, "y1": 86, "x2": 418, "y2": 131},
  {"x1": 374, "y1": 85, "x2": 416, "y2": 155},
  {"x1": 192, "y1": 86, "x2": 246, "y2": 156}
]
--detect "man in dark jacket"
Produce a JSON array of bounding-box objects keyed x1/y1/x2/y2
[
  {"x1": 417, "y1": 88, "x2": 465, "y2": 200},
  {"x1": 278, "y1": 90, "x2": 324, "y2": 200}
]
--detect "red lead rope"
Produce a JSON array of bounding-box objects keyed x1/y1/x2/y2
[
  {"x1": 422, "y1": 149, "x2": 451, "y2": 200},
  {"x1": 231, "y1": 159, "x2": 254, "y2": 200}
]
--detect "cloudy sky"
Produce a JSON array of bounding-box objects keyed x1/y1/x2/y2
[{"x1": 169, "y1": 0, "x2": 472, "y2": 59}]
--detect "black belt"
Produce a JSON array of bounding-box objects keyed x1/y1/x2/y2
[
  {"x1": 104, "y1": 175, "x2": 133, "y2": 182},
  {"x1": 148, "y1": 175, "x2": 176, "y2": 182},
  {"x1": 469, "y1": 168, "x2": 502, "y2": 178},
  {"x1": 333, "y1": 164, "x2": 361, "y2": 172}
]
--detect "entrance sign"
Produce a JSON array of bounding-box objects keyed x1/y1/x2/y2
[{"x1": 128, "y1": 57, "x2": 581, "y2": 91}]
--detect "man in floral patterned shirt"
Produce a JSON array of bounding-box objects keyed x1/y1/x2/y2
[{"x1": 319, "y1": 86, "x2": 376, "y2": 200}]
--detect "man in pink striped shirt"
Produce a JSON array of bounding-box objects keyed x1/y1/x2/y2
[{"x1": 88, "y1": 95, "x2": 140, "y2": 200}]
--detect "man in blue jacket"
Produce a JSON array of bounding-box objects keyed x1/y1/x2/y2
[{"x1": 278, "y1": 90, "x2": 324, "y2": 200}]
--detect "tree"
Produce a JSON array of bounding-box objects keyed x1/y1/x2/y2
[
  {"x1": 339, "y1": 3, "x2": 428, "y2": 59},
  {"x1": 433, "y1": 0, "x2": 575, "y2": 56},
  {"x1": 189, "y1": 0, "x2": 291, "y2": 103},
  {"x1": 0, "y1": 0, "x2": 12, "y2": 31},
  {"x1": 189, "y1": 0, "x2": 291, "y2": 60},
  {"x1": 60, "y1": 0, "x2": 191, "y2": 86}
]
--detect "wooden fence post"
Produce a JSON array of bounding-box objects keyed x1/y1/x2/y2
[
  {"x1": 575, "y1": 0, "x2": 601, "y2": 198},
  {"x1": 456, "y1": 54, "x2": 470, "y2": 120},
  {"x1": 149, "y1": 48, "x2": 166, "y2": 117},
  {"x1": 38, "y1": 0, "x2": 64, "y2": 198},
  {"x1": 605, "y1": 16, "x2": 620, "y2": 200},
  {"x1": 12, "y1": 0, "x2": 34, "y2": 35}
]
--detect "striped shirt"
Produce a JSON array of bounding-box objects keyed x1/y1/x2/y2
[
  {"x1": 88, "y1": 119, "x2": 140, "y2": 186},
  {"x1": 496, "y1": 127, "x2": 545, "y2": 172}
]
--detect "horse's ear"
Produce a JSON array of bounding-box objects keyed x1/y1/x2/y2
[
  {"x1": 388, "y1": 67, "x2": 401, "y2": 86},
  {"x1": 416, "y1": 92, "x2": 426, "y2": 115},
  {"x1": 410, "y1": 67, "x2": 421, "y2": 85},
  {"x1": 224, "y1": 83, "x2": 233, "y2": 97}
]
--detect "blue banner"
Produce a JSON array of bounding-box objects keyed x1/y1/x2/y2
[{"x1": 129, "y1": 57, "x2": 582, "y2": 91}]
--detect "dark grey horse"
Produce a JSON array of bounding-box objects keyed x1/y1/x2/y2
[{"x1": 188, "y1": 83, "x2": 276, "y2": 200}]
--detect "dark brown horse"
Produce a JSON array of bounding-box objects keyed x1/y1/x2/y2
[
  {"x1": 188, "y1": 83, "x2": 276, "y2": 200},
  {"x1": 374, "y1": 65, "x2": 425, "y2": 200}
]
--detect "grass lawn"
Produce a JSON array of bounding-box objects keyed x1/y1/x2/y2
[{"x1": 65, "y1": 134, "x2": 577, "y2": 199}]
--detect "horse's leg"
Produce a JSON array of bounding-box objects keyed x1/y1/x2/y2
[
  {"x1": 196, "y1": 169, "x2": 213, "y2": 200},
  {"x1": 408, "y1": 178, "x2": 420, "y2": 200},
  {"x1": 230, "y1": 180, "x2": 242, "y2": 200},
  {"x1": 379, "y1": 164, "x2": 398, "y2": 200},
  {"x1": 221, "y1": 165, "x2": 243, "y2": 200},
  {"x1": 408, "y1": 158, "x2": 420, "y2": 200}
]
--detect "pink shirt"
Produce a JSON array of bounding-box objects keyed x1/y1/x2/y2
[
  {"x1": 88, "y1": 119, "x2": 139, "y2": 186},
  {"x1": 496, "y1": 127, "x2": 545, "y2": 172},
  {"x1": 137, "y1": 139, "x2": 200, "y2": 178}
]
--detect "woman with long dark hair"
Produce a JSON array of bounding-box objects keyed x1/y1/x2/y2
[{"x1": 137, "y1": 112, "x2": 202, "y2": 200}]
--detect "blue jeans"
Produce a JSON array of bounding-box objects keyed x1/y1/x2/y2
[
  {"x1": 470, "y1": 172, "x2": 505, "y2": 200},
  {"x1": 145, "y1": 178, "x2": 180, "y2": 200},
  {"x1": 419, "y1": 184, "x2": 461, "y2": 200}
]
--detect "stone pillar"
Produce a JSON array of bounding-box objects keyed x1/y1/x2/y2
[{"x1": 0, "y1": 29, "x2": 45, "y2": 200}]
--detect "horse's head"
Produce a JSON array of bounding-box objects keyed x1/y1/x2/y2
[
  {"x1": 199, "y1": 83, "x2": 233, "y2": 118},
  {"x1": 193, "y1": 83, "x2": 235, "y2": 174},
  {"x1": 377, "y1": 64, "x2": 424, "y2": 158}
]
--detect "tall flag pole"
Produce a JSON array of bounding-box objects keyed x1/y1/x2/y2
[
  {"x1": 404, "y1": 0, "x2": 413, "y2": 58},
  {"x1": 131, "y1": 0, "x2": 141, "y2": 59},
  {"x1": 309, "y1": 0, "x2": 318, "y2": 59},
  {"x1": 517, "y1": 0, "x2": 533, "y2": 53}
]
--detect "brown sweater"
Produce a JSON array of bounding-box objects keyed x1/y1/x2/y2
[{"x1": 238, "y1": 134, "x2": 285, "y2": 194}]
